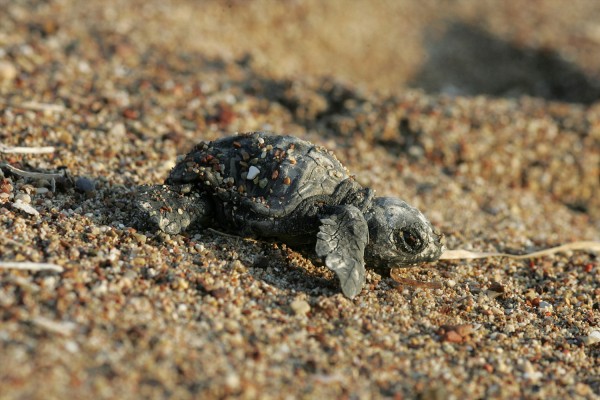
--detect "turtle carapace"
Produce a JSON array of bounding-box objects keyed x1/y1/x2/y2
[{"x1": 136, "y1": 132, "x2": 443, "y2": 298}]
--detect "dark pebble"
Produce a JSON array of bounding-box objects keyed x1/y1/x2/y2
[{"x1": 75, "y1": 177, "x2": 96, "y2": 193}]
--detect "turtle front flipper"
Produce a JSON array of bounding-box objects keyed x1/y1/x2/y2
[
  {"x1": 134, "y1": 185, "x2": 213, "y2": 234},
  {"x1": 316, "y1": 205, "x2": 369, "y2": 299}
]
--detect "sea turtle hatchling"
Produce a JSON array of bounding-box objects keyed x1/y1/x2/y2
[{"x1": 135, "y1": 132, "x2": 443, "y2": 298}]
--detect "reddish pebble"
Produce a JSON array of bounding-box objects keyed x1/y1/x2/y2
[
  {"x1": 209, "y1": 288, "x2": 228, "y2": 299},
  {"x1": 122, "y1": 108, "x2": 138, "y2": 119},
  {"x1": 443, "y1": 330, "x2": 463, "y2": 343}
]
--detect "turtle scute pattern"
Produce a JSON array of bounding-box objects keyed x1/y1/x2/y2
[{"x1": 167, "y1": 132, "x2": 351, "y2": 218}]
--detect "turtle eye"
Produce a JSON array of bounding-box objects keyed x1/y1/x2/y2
[{"x1": 396, "y1": 228, "x2": 425, "y2": 254}]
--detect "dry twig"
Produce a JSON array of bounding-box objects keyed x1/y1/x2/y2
[
  {"x1": 440, "y1": 241, "x2": 600, "y2": 260},
  {"x1": 0, "y1": 100, "x2": 65, "y2": 113},
  {"x1": 0, "y1": 163, "x2": 64, "y2": 180},
  {"x1": 0, "y1": 143, "x2": 55, "y2": 154},
  {"x1": 30, "y1": 316, "x2": 77, "y2": 336},
  {"x1": 0, "y1": 261, "x2": 63, "y2": 272},
  {"x1": 0, "y1": 162, "x2": 68, "y2": 192}
]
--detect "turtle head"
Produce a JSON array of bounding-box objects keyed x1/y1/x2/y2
[{"x1": 364, "y1": 197, "x2": 443, "y2": 269}]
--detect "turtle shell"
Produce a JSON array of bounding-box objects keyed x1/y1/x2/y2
[{"x1": 167, "y1": 132, "x2": 350, "y2": 218}]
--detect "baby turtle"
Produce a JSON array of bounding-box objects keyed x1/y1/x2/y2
[{"x1": 135, "y1": 132, "x2": 443, "y2": 298}]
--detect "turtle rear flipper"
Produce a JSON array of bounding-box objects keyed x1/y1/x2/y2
[
  {"x1": 316, "y1": 205, "x2": 369, "y2": 299},
  {"x1": 135, "y1": 185, "x2": 213, "y2": 234}
]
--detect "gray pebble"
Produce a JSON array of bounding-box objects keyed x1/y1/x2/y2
[{"x1": 75, "y1": 177, "x2": 95, "y2": 193}]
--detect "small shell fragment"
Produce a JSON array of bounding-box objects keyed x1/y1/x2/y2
[
  {"x1": 583, "y1": 330, "x2": 600, "y2": 346},
  {"x1": 12, "y1": 200, "x2": 39, "y2": 216}
]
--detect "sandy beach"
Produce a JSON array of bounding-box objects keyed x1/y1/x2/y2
[{"x1": 0, "y1": 1, "x2": 598, "y2": 398}]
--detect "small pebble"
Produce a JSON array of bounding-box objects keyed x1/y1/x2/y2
[
  {"x1": 443, "y1": 330, "x2": 463, "y2": 343},
  {"x1": 488, "y1": 281, "x2": 505, "y2": 293},
  {"x1": 246, "y1": 165, "x2": 260, "y2": 180},
  {"x1": 75, "y1": 177, "x2": 96, "y2": 193},
  {"x1": 538, "y1": 301, "x2": 553, "y2": 312},
  {"x1": 583, "y1": 330, "x2": 600, "y2": 346},
  {"x1": 0, "y1": 60, "x2": 17, "y2": 82},
  {"x1": 224, "y1": 372, "x2": 240, "y2": 391},
  {"x1": 290, "y1": 299, "x2": 311, "y2": 316},
  {"x1": 209, "y1": 287, "x2": 228, "y2": 299},
  {"x1": 438, "y1": 324, "x2": 473, "y2": 343},
  {"x1": 14, "y1": 193, "x2": 31, "y2": 204},
  {"x1": 12, "y1": 199, "x2": 39, "y2": 216}
]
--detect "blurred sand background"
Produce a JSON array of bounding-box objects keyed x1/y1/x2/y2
[{"x1": 46, "y1": 0, "x2": 600, "y2": 99}]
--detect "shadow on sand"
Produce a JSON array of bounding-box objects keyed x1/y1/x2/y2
[{"x1": 409, "y1": 22, "x2": 600, "y2": 104}]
